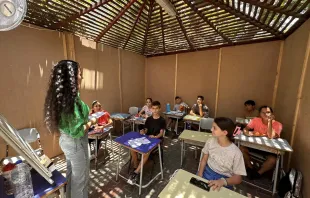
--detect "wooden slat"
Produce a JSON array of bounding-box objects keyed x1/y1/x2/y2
[{"x1": 142, "y1": 0, "x2": 155, "y2": 54}]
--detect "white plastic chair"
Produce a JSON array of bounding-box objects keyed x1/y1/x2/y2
[
  {"x1": 3, "y1": 128, "x2": 43, "y2": 165},
  {"x1": 129, "y1": 107, "x2": 139, "y2": 115},
  {"x1": 198, "y1": 118, "x2": 214, "y2": 132}
]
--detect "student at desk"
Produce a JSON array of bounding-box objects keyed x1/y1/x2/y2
[
  {"x1": 138, "y1": 98, "x2": 153, "y2": 131},
  {"x1": 166, "y1": 96, "x2": 188, "y2": 132},
  {"x1": 190, "y1": 95, "x2": 209, "y2": 118},
  {"x1": 138, "y1": 98, "x2": 153, "y2": 118},
  {"x1": 88, "y1": 100, "x2": 113, "y2": 152},
  {"x1": 244, "y1": 100, "x2": 259, "y2": 118},
  {"x1": 188, "y1": 95, "x2": 209, "y2": 130},
  {"x1": 240, "y1": 105, "x2": 283, "y2": 180},
  {"x1": 128, "y1": 101, "x2": 166, "y2": 185},
  {"x1": 198, "y1": 117, "x2": 246, "y2": 190}
]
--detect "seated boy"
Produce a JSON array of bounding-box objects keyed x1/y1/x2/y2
[
  {"x1": 244, "y1": 100, "x2": 259, "y2": 118},
  {"x1": 190, "y1": 95, "x2": 209, "y2": 118},
  {"x1": 128, "y1": 101, "x2": 166, "y2": 184},
  {"x1": 240, "y1": 106, "x2": 282, "y2": 180},
  {"x1": 166, "y1": 96, "x2": 188, "y2": 131}
]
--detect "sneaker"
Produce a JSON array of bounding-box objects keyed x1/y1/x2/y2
[
  {"x1": 127, "y1": 172, "x2": 139, "y2": 185},
  {"x1": 247, "y1": 168, "x2": 261, "y2": 180}
]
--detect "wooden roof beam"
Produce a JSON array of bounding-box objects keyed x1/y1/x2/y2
[
  {"x1": 206, "y1": 0, "x2": 283, "y2": 38},
  {"x1": 176, "y1": 16, "x2": 194, "y2": 50},
  {"x1": 95, "y1": 0, "x2": 137, "y2": 42},
  {"x1": 160, "y1": 7, "x2": 166, "y2": 53},
  {"x1": 142, "y1": 0, "x2": 155, "y2": 55},
  {"x1": 240, "y1": 0, "x2": 304, "y2": 18},
  {"x1": 184, "y1": 0, "x2": 232, "y2": 44},
  {"x1": 122, "y1": 1, "x2": 146, "y2": 49},
  {"x1": 51, "y1": 0, "x2": 112, "y2": 29}
]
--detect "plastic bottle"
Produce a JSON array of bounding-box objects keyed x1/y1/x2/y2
[
  {"x1": 166, "y1": 103, "x2": 170, "y2": 112},
  {"x1": 2, "y1": 162, "x2": 16, "y2": 195},
  {"x1": 11, "y1": 161, "x2": 34, "y2": 198}
]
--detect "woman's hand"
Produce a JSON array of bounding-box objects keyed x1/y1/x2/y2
[
  {"x1": 149, "y1": 135, "x2": 155, "y2": 138},
  {"x1": 208, "y1": 179, "x2": 225, "y2": 191}
]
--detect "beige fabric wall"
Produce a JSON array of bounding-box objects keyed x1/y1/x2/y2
[
  {"x1": 121, "y1": 50, "x2": 145, "y2": 112},
  {"x1": 276, "y1": 19, "x2": 310, "y2": 197},
  {"x1": 177, "y1": 50, "x2": 219, "y2": 117},
  {"x1": 217, "y1": 41, "x2": 281, "y2": 119},
  {"x1": 146, "y1": 55, "x2": 176, "y2": 110},
  {"x1": 0, "y1": 26, "x2": 64, "y2": 158},
  {"x1": 146, "y1": 41, "x2": 281, "y2": 119},
  {"x1": 0, "y1": 25, "x2": 145, "y2": 159},
  {"x1": 274, "y1": 20, "x2": 310, "y2": 142}
]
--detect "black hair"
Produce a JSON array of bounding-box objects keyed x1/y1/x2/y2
[
  {"x1": 175, "y1": 96, "x2": 181, "y2": 100},
  {"x1": 152, "y1": 101, "x2": 161, "y2": 108},
  {"x1": 244, "y1": 100, "x2": 256, "y2": 106},
  {"x1": 44, "y1": 60, "x2": 81, "y2": 133},
  {"x1": 197, "y1": 95, "x2": 204, "y2": 101},
  {"x1": 214, "y1": 117, "x2": 236, "y2": 142},
  {"x1": 146, "y1": 98, "x2": 153, "y2": 102},
  {"x1": 259, "y1": 105, "x2": 273, "y2": 113}
]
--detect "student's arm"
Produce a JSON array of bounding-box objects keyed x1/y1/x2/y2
[
  {"x1": 202, "y1": 106, "x2": 209, "y2": 118},
  {"x1": 198, "y1": 104, "x2": 204, "y2": 117},
  {"x1": 84, "y1": 117, "x2": 97, "y2": 132},
  {"x1": 138, "y1": 106, "x2": 145, "y2": 116},
  {"x1": 198, "y1": 139, "x2": 211, "y2": 177},
  {"x1": 197, "y1": 153, "x2": 208, "y2": 177},
  {"x1": 140, "y1": 117, "x2": 149, "y2": 135},
  {"x1": 190, "y1": 105, "x2": 196, "y2": 116},
  {"x1": 267, "y1": 119, "x2": 281, "y2": 139},
  {"x1": 208, "y1": 175, "x2": 242, "y2": 191},
  {"x1": 153, "y1": 129, "x2": 164, "y2": 139}
]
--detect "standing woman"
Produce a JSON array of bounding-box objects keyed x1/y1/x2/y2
[{"x1": 44, "y1": 60, "x2": 96, "y2": 198}]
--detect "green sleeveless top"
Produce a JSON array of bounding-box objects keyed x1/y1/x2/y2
[{"x1": 59, "y1": 93, "x2": 90, "y2": 138}]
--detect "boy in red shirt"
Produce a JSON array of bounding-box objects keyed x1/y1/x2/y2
[{"x1": 240, "y1": 105, "x2": 282, "y2": 179}]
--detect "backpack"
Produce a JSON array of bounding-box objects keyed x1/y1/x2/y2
[{"x1": 278, "y1": 169, "x2": 302, "y2": 198}]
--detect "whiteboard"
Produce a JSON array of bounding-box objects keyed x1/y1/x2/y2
[{"x1": 0, "y1": 114, "x2": 54, "y2": 185}]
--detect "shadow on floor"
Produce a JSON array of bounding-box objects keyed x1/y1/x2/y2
[{"x1": 51, "y1": 130, "x2": 276, "y2": 198}]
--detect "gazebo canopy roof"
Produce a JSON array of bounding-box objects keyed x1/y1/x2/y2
[{"x1": 24, "y1": 0, "x2": 310, "y2": 56}]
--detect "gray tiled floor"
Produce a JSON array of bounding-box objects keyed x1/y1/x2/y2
[{"x1": 52, "y1": 130, "x2": 276, "y2": 198}]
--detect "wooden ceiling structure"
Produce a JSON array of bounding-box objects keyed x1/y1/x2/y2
[{"x1": 24, "y1": 0, "x2": 310, "y2": 57}]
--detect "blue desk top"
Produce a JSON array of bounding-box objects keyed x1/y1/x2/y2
[
  {"x1": 110, "y1": 113, "x2": 131, "y2": 120},
  {"x1": 0, "y1": 169, "x2": 66, "y2": 198},
  {"x1": 114, "y1": 132, "x2": 161, "y2": 154}
]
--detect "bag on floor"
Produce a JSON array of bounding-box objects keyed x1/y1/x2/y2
[{"x1": 278, "y1": 168, "x2": 302, "y2": 198}]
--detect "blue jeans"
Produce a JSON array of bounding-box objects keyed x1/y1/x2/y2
[
  {"x1": 202, "y1": 165, "x2": 233, "y2": 190},
  {"x1": 59, "y1": 132, "x2": 89, "y2": 198}
]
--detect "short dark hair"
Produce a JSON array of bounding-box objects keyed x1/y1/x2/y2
[
  {"x1": 152, "y1": 101, "x2": 161, "y2": 108},
  {"x1": 197, "y1": 95, "x2": 204, "y2": 101},
  {"x1": 214, "y1": 117, "x2": 236, "y2": 142},
  {"x1": 259, "y1": 105, "x2": 273, "y2": 113},
  {"x1": 146, "y1": 98, "x2": 153, "y2": 102},
  {"x1": 175, "y1": 96, "x2": 181, "y2": 100},
  {"x1": 244, "y1": 100, "x2": 255, "y2": 106}
]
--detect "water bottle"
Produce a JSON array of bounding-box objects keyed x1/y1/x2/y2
[
  {"x1": 11, "y1": 162, "x2": 34, "y2": 198},
  {"x1": 166, "y1": 103, "x2": 171, "y2": 112}
]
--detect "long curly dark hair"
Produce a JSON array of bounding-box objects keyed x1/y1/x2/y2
[{"x1": 44, "y1": 60, "x2": 82, "y2": 132}]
